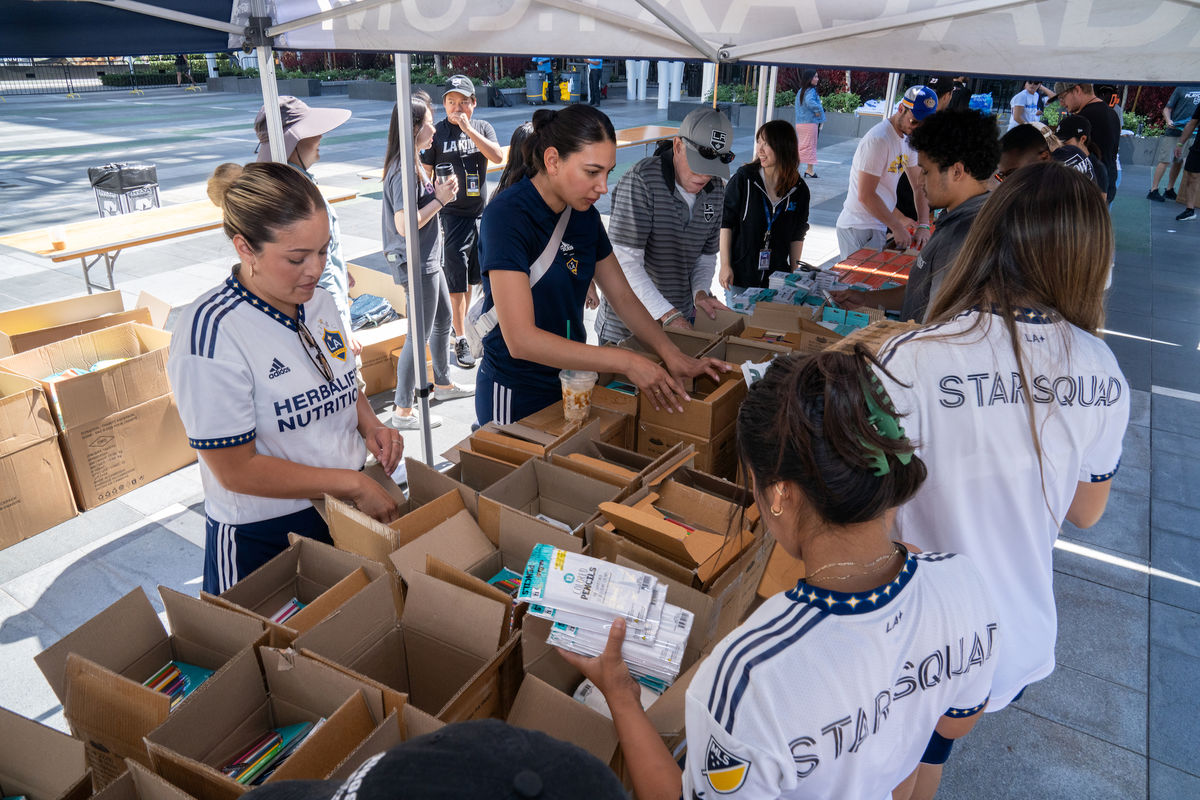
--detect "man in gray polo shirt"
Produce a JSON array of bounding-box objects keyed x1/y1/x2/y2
[{"x1": 595, "y1": 107, "x2": 733, "y2": 344}]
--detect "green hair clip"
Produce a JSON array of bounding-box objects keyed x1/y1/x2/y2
[{"x1": 860, "y1": 373, "x2": 914, "y2": 477}]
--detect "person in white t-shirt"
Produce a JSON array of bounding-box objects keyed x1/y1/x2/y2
[
  {"x1": 169, "y1": 163, "x2": 403, "y2": 594},
  {"x1": 874, "y1": 161, "x2": 1129, "y2": 799},
  {"x1": 836, "y1": 85, "x2": 936, "y2": 259},
  {"x1": 560, "y1": 349, "x2": 998, "y2": 800},
  {"x1": 1006, "y1": 80, "x2": 1052, "y2": 131}
]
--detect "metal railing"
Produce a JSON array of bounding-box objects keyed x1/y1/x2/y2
[{"x1": 0, "y1": 58, "x2": 211, "y2": 96}]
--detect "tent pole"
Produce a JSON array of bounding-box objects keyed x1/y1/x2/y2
[
  {"x1": 394, "y1": 53, "x2": 435, "y2": 465},
  {"x1": 257, "y1": 46, "x2": 286, "y2": 163},
  {"x1": 754, "y1": 66, "x2": 769, "y2": 133},
  {"x1": 765, "y1": 66, "x2": 779, "y2": 122}
]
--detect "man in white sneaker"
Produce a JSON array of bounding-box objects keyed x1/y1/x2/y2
[{"x1": 421, "y1": 75, "x2": 504, "y2": 370}]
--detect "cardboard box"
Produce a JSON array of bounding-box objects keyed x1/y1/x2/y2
[
  {"x1": 551, "y1": 435, "x2": 694, "y2": 497},
  {"x1": 0, "y1": 373, "x2": 76, "y2": 547},
  {"x1": 618, "y1": 328, "x2": 719, "y2": 359},
  {"x1": 414, "y1": 450, "x2": 516, "y2": 518},
  {"x1": 296, "y1": 571, "x2": 519, "y2": 722},
  {"x1": 202, "y1": 535, "x2": 390, "y2": 644},
  {"x1": 348, "y1": 262, "x2": 409, "y2": 398},
  {"x1": 92, "y1": 760, "x2": 197, "y2": 800},
  {"x1": 0, "y1": 323, "x2": 194, "y2": 510},
  {"x1": 704, "y1": 335, "x2": 791, "y2": 366},
  {"x1": 0, "y1": 291, "x2": 168, "y2": 357},
  {"x1": 637, "y1": 370, "x2": 745, "y2": 440},
  {"x1": 144, "y1": 647, "x2": 395, "y2": 800},
  {"x1": 637, "y1": 419, "x2": 737, "y2": 480},
  {"x1": 34, "y1": 587, "x2": 267, "y2": 788},
  {"x1": 692, "y1": 307, "x2": 747, "y2": 338},
  {"x1": 591, "y1": 372, "x2": 639, "y2": 419},
  {"x1": 477, "y1": 458, "x2": 623, "y2": 539},
  {"x1": 644, "y1": 465, "x2": 760, "y2": 531},
  {"x1": 745, "y1": 301, "x2": 845, "y2": 353},
  {"x1": 517, "y1": 402, "x2": 634, "y2": 452},
  {"x1": 387, "y1": 490, "x2": 496, "y2": 584},
  {"x1": 0, "y1": 705, "x2": 91, "y2": 800}
]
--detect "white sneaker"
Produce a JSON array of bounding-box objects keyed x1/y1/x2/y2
[
  {"x1": 454, "y1": 337, "x2": 477, "y2": 369},
  {"x1": 388, "y1": 410, "x2": 442, "y2": 429},
  {"x1": 433, "y1": 383, "x2": 476, "y2": 401}
]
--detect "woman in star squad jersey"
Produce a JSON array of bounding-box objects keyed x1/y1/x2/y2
[
  {"x1": 168, "y1": 162, "x2": 404, "y2": 594},
  {"x1": 560, "y1": 349, "x2": 999, "y2": 800},
  {"x1": 874, "y1": 161, "x2": 1128, "y2": 798}
]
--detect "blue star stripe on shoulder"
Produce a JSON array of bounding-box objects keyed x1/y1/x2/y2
[
  {"x1": 785, "y1": 551, "x2": 920, "y2": 615},
  {"x1": 1091, "y1": 459, "x2": 1120, "y2": 483},
  {"x1": 226, "y1": 275, "x2": 305, "y2": 331},
  {"x1": 945, "y1": 697, "x2": 988, "y2": 718},
  {"x1": 189, "y1": 430, "x2": 256, "y2": 450}
]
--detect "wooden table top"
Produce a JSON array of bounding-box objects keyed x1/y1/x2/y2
[{"x1": 0, "y1": 184, "x2": 357, "y2": 262}]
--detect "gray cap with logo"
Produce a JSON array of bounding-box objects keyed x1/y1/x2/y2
[{"x1": 678, "y1": 107, "x2": 735, "y2": 179}]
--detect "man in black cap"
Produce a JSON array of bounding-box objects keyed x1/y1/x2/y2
[
  {"x1": 243, "y1": 719, "x2": 626, "y2": 800},
  {"x1": 1050, "y1": 82, "x2": 1120, "y2": 203},
  {"x1": 1054, "y1": 114, "x2": 1107, "y2": 189},
  {"x1": 421, "y1": 75, "x2": 504, "y2": 369}
]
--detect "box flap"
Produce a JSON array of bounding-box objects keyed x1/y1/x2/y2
[
  {"x1": 62, "y1": 652, "x2": 170, "y2": 764},
  {"x1": 293, "y1": 576, "x2": 402, "y2": 666},
  {"x1": 403, "y1": 571, "x2": 504, "y2": 660},
  {"x1": 285, "y1": 567, "x2": 372, "y2": 634},
  {"x1": 507, "y1": 674, "x2": 619, "y2": 764},
  {"x1": 0, "y1": 373, "x2": 57, "y2": 457},
  {"x1": 35, "y1": 586, "x2": 166, "y2": 704},
  {"x1": 261, "y1": 647, "x2": 385, "y2": 723},
  {"x1": 389, "y1": 507, "x2": 495, "y2": 584},
  {"x1": 0, "y1": 704, "x2": 88, "y2": 799},
  {"x1": 326, "y1": 495, "x2": 400, "y2": 567},
  {"x1": 265, "y1": 690, "x2": 376, "y2": 783},
  {"x1": 326, "y1": 709, "x2": 404, "y2": 781},
  {"x1": 401, "y1": 704, "x2": 444, "y2": 740},
  {"x1": 134, "y1": 292, "x2": 172, "y2": 329},
  {"x1": 160, "y1": 585, "x2": 266, "y2": 663}
]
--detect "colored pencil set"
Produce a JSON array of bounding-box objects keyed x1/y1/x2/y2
[
  {"x1": 270, "y1": 597, "x2": 306, "y2": 624},
  {"x1": 220, "y1": 721, "x2": 317, "y2": 785},
  {"x1": 142, "y1": 661, "x2": 214, "y2": 710}
]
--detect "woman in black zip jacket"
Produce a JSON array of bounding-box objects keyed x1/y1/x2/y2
[{"x1": 719, "y1": 119, "x2": 811, "y2": 291}]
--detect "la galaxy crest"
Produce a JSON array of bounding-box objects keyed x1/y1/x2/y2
[
  {"x1": 566, "y1": 257, "x2": 580, "y2": 276},
  {"x1": 323, "y1": 329, "x2": 347, "y2": 361},
  {"x1": 702, "y1": 736, "x2": 751, "y2": 793}
]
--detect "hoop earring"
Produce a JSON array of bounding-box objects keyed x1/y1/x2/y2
[{"x1": 770, "y1": 504, "x2": 783, "y2": 517}]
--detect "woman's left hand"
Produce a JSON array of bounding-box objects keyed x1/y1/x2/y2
[
  {"x1": 664, "y1": 348, "x2": 731, "y2": 384},
  {"x1": 365, "y1": 425, "x2": 404, "y2": 474}
]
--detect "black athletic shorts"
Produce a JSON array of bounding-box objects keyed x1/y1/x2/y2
[
  {"x1": 441, "y1": 213, "x2": 481, "y2": 293},
  {"x1": 1186, "y1": 141, "x2": 1200, "y2": 174}
]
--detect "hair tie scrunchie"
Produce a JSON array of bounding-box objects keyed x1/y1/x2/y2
[{"x1": 859, "y1": 372, "x2": 914, "y2": 476}]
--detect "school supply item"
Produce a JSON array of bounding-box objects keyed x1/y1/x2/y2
[{"x1": 142, "y1": 660, "x2": 215, "y2": 710}]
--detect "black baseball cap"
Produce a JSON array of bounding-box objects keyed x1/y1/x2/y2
[
  {"x1": 1056, "y1": 114, "x2": 1092, "y2": 142},
  {"x1": 241, "y1": 720, "x2": 626, "y2": 800}
]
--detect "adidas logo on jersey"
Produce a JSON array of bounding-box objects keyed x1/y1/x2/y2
[{"x1": 268, "y1": 358, "x2": 291, "y2": 379}]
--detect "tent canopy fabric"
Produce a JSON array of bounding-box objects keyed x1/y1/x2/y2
[
  {"x1": 1, "y1": 0, "x2": 233, "y2": 58},
  {"x1": 240, "y1": 0, "x2": 1200, "y2": 84}
]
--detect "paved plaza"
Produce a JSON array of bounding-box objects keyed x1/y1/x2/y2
[{"x1": 0, "y1": 84, "x2": 1197, "y2": 798}]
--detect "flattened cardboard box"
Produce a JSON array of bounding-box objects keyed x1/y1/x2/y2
[
  {"x1": 618, "y1": 328, "x2": 719, "y2": 359},
  {"x1": 295, "y1": 572, "x2": 518, "y2": 723},
  {"x1": 477, "y1": 458, "x2": 623, "y2": 540},
  {"x1": 0, "y1": 290, "x2": 168, "y2": 357},
  {"x1": 0, "y1": 373, "x2": 75, "y2": 547},
  {"x1": 0, "y1": 704, "x2": 91, "y2": 800},
  {"x1": 144, "y1": 647, "x2": 393, "y2": 800},
  {"x1": 34, "y1": 586, "x2": 266, "y2": 787},
  {"x1": 92, "y1": 760, "x2": 197, "y2": 800},
  {"x1": 325, "y1": 459, "x2": 476, "y2": 571},
  {"x1": 0, "y1": 322, "x2": 193, "y2": 510},
  {"x1": 637, "y1": 369, "x2": 745, "y2": 439},
  {"x1": 203, "y1": 534, "x2": 390, "y2": 644}
]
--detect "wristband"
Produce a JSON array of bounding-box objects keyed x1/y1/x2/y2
[
  {"x1": 917, "y1": 224, "x2": 931, "y2": 231},
  {"x1": 662, "y1": 310, "x2": 684, "y2": 326}
]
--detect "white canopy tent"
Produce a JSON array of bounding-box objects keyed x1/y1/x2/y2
[{"x1": 43, "y1": 0, "x2": 1200, "y2": 460}]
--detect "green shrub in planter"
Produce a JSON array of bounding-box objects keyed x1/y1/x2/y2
[
  {"x1": 775, "y1": 89, "x2": 795, "y2": 108},
  {"x1": 494, "y1": 76, "x2": 524, "y2": 89},
  {"x1": 823, "y1": 92, "x2": 862, "y2": 113},
  {"x1": 100, "y1": 73, "x2": 177, "y2": 87}
]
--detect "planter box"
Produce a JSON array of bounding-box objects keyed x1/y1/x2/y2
[
  {"x1": 820, "y1": 110, "x2": 883, "y2": 138},
  {"x1": 668, "y1": 100, "x2": 742, "y2": 126},
  {"x1": 205, "y1": 76, "x2": 241, "y2": 92},
  {"x1": 235, "y1": 77, "x2": 262, "y2": 94},
  {"x1": 277, "y1": 78, "x2": 322, "y2": 97},
  {"x1": 489, "y1": 87, "x2": 524, "y2": 107},
  {"x1": 1119, "y1": 135, "x2": 1160, "y2": 167},
  {"x1": 320, "y1": 80, "x2": 351, "y2": 95}
]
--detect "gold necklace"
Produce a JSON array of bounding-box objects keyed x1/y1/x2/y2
[{"x1": 805, "y1": 542, "x2": 906, "y2": 584}]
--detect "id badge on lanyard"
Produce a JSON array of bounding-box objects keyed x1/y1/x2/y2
[
  {"x1": 759, "y1": 194, "x2": 781, "y2": 271},
  {"x1": 465, "y1": 170, "x2": 481, "y2": 197}
]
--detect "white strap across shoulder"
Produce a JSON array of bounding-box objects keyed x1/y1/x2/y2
[{"x1": 529, "y1": 207, "x2": 572, "y2": 287}]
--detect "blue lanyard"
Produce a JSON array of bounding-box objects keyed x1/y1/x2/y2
[{"x1": 761, "y1": 193, "x2": 783, "y2": 247}]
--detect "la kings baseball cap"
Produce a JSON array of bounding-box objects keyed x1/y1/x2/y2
[
  {"x1": 678, "y1": 106, "x2": 735, "y2": 179},
  {"x1": 240, "y1": 719, "x2": 626, "y2": 800}
]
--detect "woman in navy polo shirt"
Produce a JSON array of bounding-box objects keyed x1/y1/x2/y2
[{"x1": 475, "y1": 104, "x2": 726, "y2": 424}]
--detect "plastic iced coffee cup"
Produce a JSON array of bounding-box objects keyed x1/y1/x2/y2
[
  {"x1": 50, "y1": 225, "x2": 66, "y2": 251},
  {"x1": 559, "y1": 369, "x2": 598, "y2": 423}
]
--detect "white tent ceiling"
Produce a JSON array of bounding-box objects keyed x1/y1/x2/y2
[{"x1": 236, "y1": 0, "x2": 1200, "y2": 83}]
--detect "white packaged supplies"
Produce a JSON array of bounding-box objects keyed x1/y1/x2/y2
[
  {"x1": 573, "y1": 678, "x2": 662, "y2": 720},
  {"x1": 528, "y1": 591, "x2": 691, "y2": 645},
  {"x1": 547, "y1": 623, "x2": 685, "y2": 681},
  {"x1": 519, "y1": 544, "x2": 659, "y2": 627}
]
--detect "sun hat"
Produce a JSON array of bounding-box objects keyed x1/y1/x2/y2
[
  {"x1": 240, "y1": 719, "x2": 626, "y2": 800},
  {"x1": 899, "y1": 86, "x2": 939, "y2": 121},
  {"x1": 254, "y1": 96, "x2": 351, "y2": 162},
  {"x1": 443, "y1": 74, "x2": 476, "y2": 99},
  {"x1": 677, "y1": 106, "x2": 735, "y2": 180}
]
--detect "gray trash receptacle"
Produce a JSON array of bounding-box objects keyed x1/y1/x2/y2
[
  {"x1": 525, "y1": 71, "x2": 547, "y2": 105},
  {"x1": 87, "y1": 162, "x2": 160, "y2": 218},
  {"x1": 559, "y1": 71, "x2": 581, "y2": 103}
]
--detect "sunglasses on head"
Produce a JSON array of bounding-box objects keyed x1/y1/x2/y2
[{"x1": 682, "y1": 136, "x2": 736, "y2": 164}]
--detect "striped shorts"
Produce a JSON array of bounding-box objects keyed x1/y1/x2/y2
[
  {"x1": 203, "y1": 506, "x2": 332, "y2": 595},
  {"x1": 474, "y1": 367, "x2": 559, "y2": 426}
]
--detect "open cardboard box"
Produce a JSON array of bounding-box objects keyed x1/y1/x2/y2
[
  {"x1": 92, "y1": 760, "x2": 198, "y2": 800},
  {"x1": 144, "y1": 647, "x2": 397, "y2": 800},
  {"x1": 0, "y1": 322, "x2": 194, "y2": 510},
  {"x1": 325, "y1": 457, "x2": 472, "y2": 569},
  {"x1": 442, "y1": 415, "x2": 608, "y2": 468},
  {"x1": 636, "y1": 418, "x2": 737, "y2": 480},
  {"x1": 692, "y1": 306, "x2": 747, "y2": 338},
  {"x1": 517, "y1": 402, "x2": 634, "y2": 452},
  {"x1": 387, "y1": 490, "x2": 497, "y2": 585},
  {"x1": 745, "y1": 301, "x2": 845, "y2": 354},
  {"x1": 703, "y1": 334, "x2": 791, "y2": 366},
  {"x1": 34, "y1": 587, "x2": 267, "y2": 788},
  {"x1": 202, "y1": 534, "x2": 390, "y2": 645},
  {"x1": 0, "y1": 705, "x2": 91, "y2": 800},
  {"x1": 550, "y1": 435, "x2": 693, "y2": 497},
  {"x1": 637, "y1": 368, "x2": 745, "y2": 440},
  {"x1": 414, "y1": 450, "x2": 517, "y2": 518},
  {"x1": 0, "y1": 372, "x2": 76, "y2": 547},
  {"x1": 644, "y1": 464, "x2": 760, "y2": 531},
  {"x1": 618, "y1": 328, "x2": 719, "y2": 359},
  {"x1": 295, "y1": 571, "x2": 520, "y2": 723},
  {"x1": 0, "y1": 290, "x2": 169, "y2": 357},
  {"x1": 477, "y1": 458, "x2": 623, "y2": 540},
  {"x1": 347, "y1": 262, "x2": 408, "y2": 397}
]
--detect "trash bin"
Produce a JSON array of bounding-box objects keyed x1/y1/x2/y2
[
  {"x1": 525, "y1": 70, "x2": 548, "y2": 105},
  {"x1": 559, "y1": 71, "x2": 581, "y2": 103},
  {"x1": 87, "y1": 162, "x2": 160, "y2": 218}
]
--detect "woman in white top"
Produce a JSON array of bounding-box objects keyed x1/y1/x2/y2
[
  {"x1": 561, "y1": 349, "x2": 999, "y2": 800},
  {"x1": 874, "y1": 160, "x2": 1129, "y2": 797}
]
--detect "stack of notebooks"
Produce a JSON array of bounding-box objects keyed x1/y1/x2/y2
[
  {"x1": 221, "y1": 721, "x2": 319, "y2": 785},
  {"x1": 143, "y1": 661, "x2": 214, "y2": 710},
  {"x1": 517, "y1": 544, "x2": 693, "y2": 691}
]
